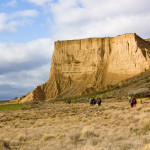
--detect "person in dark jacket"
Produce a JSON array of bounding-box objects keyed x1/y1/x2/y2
[
  {"x1": 92, "y1": 97, "x2": 96, "y2": 105},
  {"x1": 97, "y1": 97, "x2": 102, "y2": 106},
  {"x1": 68, "y1": 99, "x2": 71, "y2": 104}
]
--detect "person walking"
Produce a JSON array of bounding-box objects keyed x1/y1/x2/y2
[
  {"x1": 68, "y1": 99, "x2": 71, "y2": 104},
  {"x1": 90, "y1": 98, "x2": 93, "y2": 105},
  {"x1": 92, "y1": 97, "x2": 96, "y2": 105},
  {"x1": 97, "y1": 97, "x2": 102, "y2": 106},
  {"x1": 129, "y1": 96, "x2": 133, "y2": 107}
]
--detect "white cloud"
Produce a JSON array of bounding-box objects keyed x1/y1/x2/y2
[
  {"x1": 5, "y1": 0, "x2": 17, "y2": 7},
  {"x1": 0, "y1": 63, "x2": 50, "y2": 88},
  {"x1": 0, "y1": 9, "x2": 38, "y2": 33},
  {"x1": 0, "y1": 38, "x2": 53, "y2": 70},
  {"x1": 0, "y1": 38, "x2": 53, "y2": 99},
  {"x1": 26, "y1": 0, "x2": 53, "y2": 6},
  {"x1": 0, "y1": 13, "x2": 17, "y2": 32},
  {"x1": 11, "y1": 10, "x2": 38, "y2": 18},
  {"x1": 50, "y1": 0, "x2": 150, "y2": 40}
]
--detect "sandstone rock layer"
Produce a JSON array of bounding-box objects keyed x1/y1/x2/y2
[{"x1": 21, "y1": 33, "x2": 150, "y2": 101}]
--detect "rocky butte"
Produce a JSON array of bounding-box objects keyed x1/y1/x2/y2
[{"x1": 17, "y1": 33, "x2": 150, "y2": 102}]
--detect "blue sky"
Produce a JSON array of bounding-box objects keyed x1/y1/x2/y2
[{"x1": 0, "y1": 0, "x2": 150, "y2": 100}]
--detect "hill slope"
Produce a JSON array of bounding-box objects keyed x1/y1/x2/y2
[{"x1": 95, "y1": 69, "x2": 150, "y2": 100}]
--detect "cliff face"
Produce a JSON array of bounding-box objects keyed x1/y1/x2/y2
[{"x1": 20, "y1": 33, "x2": 150, "y2": 102}]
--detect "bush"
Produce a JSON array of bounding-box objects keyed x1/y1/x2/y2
[
  {"x1": 82, "y1": 126, "x2": 98, "y2": 138},
  {"x1": 42, "y1": 134, "x2": 55, "y2": 141},
  {"x1": 68, "y1": 131, "x2": 81, "y2": 144}
]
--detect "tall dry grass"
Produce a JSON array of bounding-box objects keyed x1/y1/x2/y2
[{"x1": 0, "y1": 98, "x2": 150, "y2": 150}]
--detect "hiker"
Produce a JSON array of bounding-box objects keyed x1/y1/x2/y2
[
  {"x1": 129, "y1": 96, "x2": 133, "y2": 107},
  {"x1": 92, "y1": 97, "x2": 96, "y2": 105},
  {"x1": 90, "y1": 98, "x2": 93, "y2": 105},
  {"x1": 97, "y1": 97, "x2": 102, "y2": 106},
  {"x1": 133, "y1": 97, "x2": 137, "y2": 107},
  {"x1": 92, "y1": 97, "x2": 97, "y2": 105},
  {"x1": 68, "y1": 99, "x2": 71, "y2": 104}
]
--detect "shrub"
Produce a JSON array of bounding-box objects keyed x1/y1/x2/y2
[
  {"x1": 0, "y1": 140, "x2": 11, "y2": 149},
  {"x1": 134, "y1": 122, "x2": 150, "y2": 135},
  {"x1": 82, "y1": 126, "x2": 98, "y2": 138},
  {"x1": 68, "y1": 131, "x2": 81, "y2": 144},
  {"x1": 17, "y1": 134, "x2": 27, "y2": 141},
  {"x1": 42, "y1": 134, "x2": 55, "y2": 141}
]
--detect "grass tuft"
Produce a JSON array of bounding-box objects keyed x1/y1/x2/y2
[
  {"x1": 42, "y1": 134, "x2": 55, "y2": 141},
  {"x1": 68, "y1": 131, "x2": 81, "y2": 144}
]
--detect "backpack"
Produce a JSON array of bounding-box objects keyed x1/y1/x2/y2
[{"x1": 133, "y1": 98, "x2": 136, "y2": 104}]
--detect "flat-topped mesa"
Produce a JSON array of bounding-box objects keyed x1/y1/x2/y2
[{"x1": 19, "y1": 33, "x2": 150, "y2": 102}]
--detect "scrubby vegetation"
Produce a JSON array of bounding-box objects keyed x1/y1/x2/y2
[{"x1": 0, "y1": 98, "x2": 150, "y2": 150}]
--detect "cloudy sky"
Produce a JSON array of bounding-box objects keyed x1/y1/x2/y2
[{"x1": 0, "y1": 0, "x2": 150, "y2": 100}]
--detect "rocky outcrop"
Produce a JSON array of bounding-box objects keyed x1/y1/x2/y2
[
  {"x1": 20, "y1": 33, "x2": 150, "y2": 101},
  {"x1": 128, "y1": 88, "x2": 150, "y2": 97}
]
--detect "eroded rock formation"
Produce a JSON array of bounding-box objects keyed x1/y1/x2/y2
[{"x1": 19, "y1": 33, "x2": 150, "y2": 102}]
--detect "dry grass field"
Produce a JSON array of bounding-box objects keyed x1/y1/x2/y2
[{"x1": 0, "y1": 97, "x2": 150, "y2": 150}]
